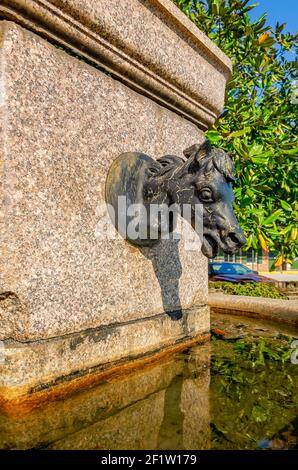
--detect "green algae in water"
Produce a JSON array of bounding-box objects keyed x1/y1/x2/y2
[{"x1": 210, "y1": 336, "x2": 298, "y2": 450}]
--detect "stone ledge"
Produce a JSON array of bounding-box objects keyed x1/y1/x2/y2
[
  {"x1": 209, "y1": 293, "x2": 298, "y2": 327},
  {"x1": 0, "y1": 305, "x2": 210, "y2": 401},
  {"x1": 0, "y1": 344, "x2": 210, "y2": 449},
  {"x1": 0, "y1": 0, "x2": 232, "y2": 129}
]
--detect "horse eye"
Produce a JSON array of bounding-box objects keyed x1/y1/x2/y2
[{"x1": 199, "y1": 188, "x2": 213, "y2": 202}]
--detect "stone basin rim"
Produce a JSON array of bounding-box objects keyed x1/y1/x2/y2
[{"x1": 209, "y1": 293, "x2": 298, "y2": 327}]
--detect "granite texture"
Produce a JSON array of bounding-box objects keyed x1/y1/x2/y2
[
  {"x1": 0, "y1": 21, "x2": 208, "y2": 345},
  {"x1": 0, "y1": 0, "x2": 233, "y2": 399},
  {"x1": 0, "y1": 0, "x2": 232, "y2": 129},
  {"x1": 0, "y1": 343, "x2": 210, "y2": 450},
  {"x1": 0, "y1": 306, "x2": 209, "y2": 400},
  {"x1": 209, "y1": 293, "x2": 298, "y2": 326}
]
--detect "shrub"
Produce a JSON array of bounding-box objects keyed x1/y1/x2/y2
[
  {"x1": 209, "y1": 281, "x2": 287, "y2": 298},
  {"x1": 174, "y1": 0, "x2": 298, "y2": 264}
]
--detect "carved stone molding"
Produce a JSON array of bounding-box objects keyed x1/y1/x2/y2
[{"x1": 0, "y1": 0, "x2": 232, "y2": 129}]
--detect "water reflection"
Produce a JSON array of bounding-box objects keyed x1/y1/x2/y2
[
  {"x1": 0, "y1": 314, "x2": 297, "y2": 450},
  {"x1": 0, "y1": 344, "x2": 210, "y2": 450}
]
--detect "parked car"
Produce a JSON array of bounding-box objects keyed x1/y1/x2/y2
[{"x1": 208, "y1": 262, "x2": 273, "y2": 283}]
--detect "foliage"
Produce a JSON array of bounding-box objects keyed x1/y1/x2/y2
[
  {"x1": 233, "y1": 336, "x2": 296, "y2": 365},
  {"x1": 209, "y1": 280, "x2": 287, "y2": 297},
  {"x1": 211, "y1": 336, "x2": 298, "y2": 449},
  {"x1": 173, "y1": 0, "x2": 298, "y2": 263}
]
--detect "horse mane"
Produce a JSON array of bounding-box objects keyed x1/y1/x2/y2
[
  {"x1": 151, "y1": 142, "x2": 235, "y2": 183},
  {"x1": 196, "y1": 148, "x2": 235, "y2": 183},
  {"x1": 154, "y1": 155, "x2": 185, "y2": 176},
  {"x1": 179, "y1": 142, "x2": 235, "y2": 183}
]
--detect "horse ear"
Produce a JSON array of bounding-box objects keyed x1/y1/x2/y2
[
  {"x1": 183, "y1": 140, "x2": 212, "y2": 163},
  {"x1": 194, "y1": 140, "x2": 212, "y2": 163},
  {"x1": 183, "y1": 143, "x2": 201, "y2": 160}
]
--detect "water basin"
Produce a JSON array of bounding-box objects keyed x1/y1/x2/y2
[{"x1": 0, "y1": 314, "x2": 297, "y2": 450}]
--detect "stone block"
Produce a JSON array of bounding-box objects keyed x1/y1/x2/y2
[
  {"x1": 0, "y1": 0, "x2": 231, "y2": 400},
  {"x1": 0, "y1": 343, "x2": 210, "y2": 449},
  {"x1": 0, "y1": 21, "x2": 209, "y2": 344}
]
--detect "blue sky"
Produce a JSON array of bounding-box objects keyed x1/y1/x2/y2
[{"x1": 248, "y1": 0, "x2": 297, "y2": 33}]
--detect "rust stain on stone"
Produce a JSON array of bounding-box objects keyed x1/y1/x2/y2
[{"x1": 0, "y1": 333, "x2": 210, "y2": 416}]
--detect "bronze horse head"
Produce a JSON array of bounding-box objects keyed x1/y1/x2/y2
[{"x1": 106, "y1": 140, "x2": 246, "y2": 257}]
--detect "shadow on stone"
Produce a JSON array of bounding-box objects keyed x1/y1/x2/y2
[{"x1": 141, "y1": 238, "x2": 183, "y2": 320}]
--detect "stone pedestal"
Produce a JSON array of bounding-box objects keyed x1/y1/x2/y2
[{"x1": 0, "y1": 0, "x2": 231, "y2": 402}]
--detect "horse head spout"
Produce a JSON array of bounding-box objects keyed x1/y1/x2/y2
[
  {"x1": 181, "y1": 140, "x2": 246, "y2": 258},
  {"x1": 106, "y1": 140, "x2": 246, "y2": 256}
]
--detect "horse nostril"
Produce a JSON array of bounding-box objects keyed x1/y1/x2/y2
[{"x1": 228, "y1": 231, "x2": 246, "y2": 246}]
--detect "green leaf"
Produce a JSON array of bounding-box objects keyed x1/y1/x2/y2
[
  {"x1": 280, "y1": 201, "x2": 292, "y2": 211},
  {"x1": 174, "y1": 0, "x2": 298, "y2": 262},
  {"x1": 263, "y1": 210, "x2": 282, "y2": 225},
  {"x1": 249, "y1": 143, "x2": 264, "y2": 157},
  {"x1": 282, "y1": 148, "x2": 298, "y2": 155},
  {"x1": 205, "y1": 130, "x2": 222, "y2": 143},
  {"x1": 227, "y1": 127, "x2": 251, "y2": 139}
]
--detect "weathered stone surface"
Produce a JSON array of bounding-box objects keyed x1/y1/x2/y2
[
  {"x1": 0, "y1": 306, "x2": 209, "y2": 400},
  {"x1": 0, "y1": 0, "x2": 232, "y2": 129},
  {"x1": 0, "y1": 343, "x2": 210, "y2": 450},
  {"x1": 0, "y1": 0, "x2": 233, "y2": 398},
  {"x1": 209, "y1": 293, "x2": 298, "y2": 326},
  {"x1": 0, "y1": 21, "x2": 208, "y2": 343},
  {"x1": 0, "y1": 355, "x2": 184, "y2": 448}
]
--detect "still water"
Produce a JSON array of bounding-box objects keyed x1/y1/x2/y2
[{"x1": 0, "y1": 314, "x2": 297, "y2": 450}]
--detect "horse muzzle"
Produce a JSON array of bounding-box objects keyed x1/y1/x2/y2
[
  {"x1": 201, "y1": 226, "x2": 246, "y2": 259},
  {"x1": 221, "y1": 228, "x2": 246, "y2": 254}
]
